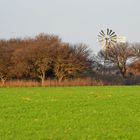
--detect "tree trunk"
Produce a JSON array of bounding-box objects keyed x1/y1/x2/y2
[
  {"x1": 118, "y1": 64, "x2": 126, "y2": 78},
  {"x1": 58, "y1": 76, "x2": 63, "y2": 82},
  {"x1": 0, "y1": 77, "x2": 6, "y2": 86},
  {"x1": 41, "y1": 77, "x2": 45, "y2": 86},
  {"x1": 39, "y1": 71, "x2": 45, "y2": 86},
  {"x1": 121, "y1": 67, "x2": 126, "y2": 78}
]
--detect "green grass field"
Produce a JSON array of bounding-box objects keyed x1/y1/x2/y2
[{"x1": 0, "y1": 86, "x2": 140, "y2": 140}]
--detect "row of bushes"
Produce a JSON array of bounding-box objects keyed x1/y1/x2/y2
[
  {"x1": 0, "y1": 78, "x2": 111, "y2": 87},
  {"x1": 0, "y1": 34, "x2": 92, "y2": 85}
]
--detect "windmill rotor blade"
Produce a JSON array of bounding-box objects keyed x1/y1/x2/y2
[
  {"x1": 111, "y1": 39, "x2": 117, "y2": 44},
  {"x1": 99, "y1": 40, "x2": 103, "y2": 43},
  {"x1": 100, "y1": 40, "x2": 106, "y2": 47},
  {"x1": 101, "y1": 30, "x2": 105, "y2": 36},
  {"x1": 98, "y1": 38, "x2": 104, "y2": 40},
  {"x1": 99, "y1": 40, "x2": 105, "y2": 43},
  {"x1": 111, "y1": 38, "x2": 117, "y2": 42},
  {"x1": 109, "y1": 42, "x2": 113, "y2": 48},
  {"x1": 111, "y1": 36, "x2": 117, "y2": 40},
  {"x1": 109, "y1": 29, "x2": 113, "y2": 35},
  {"x1": 110, "y1": 41, "x2": 116, "y2": 46},
  {"x1": 112, "y1": 41, "x2": 117, "y2": 46},
  {"x1": 99, "y1": 32, "x2": 105, "y2": 37},
  {"x1": 111, "y1": 35, "x2": 117, "y2": 38},
  {"x1": 110, "y1": 32, "x2": 115, "y2": 36},
  {"x1": 111, "y1": 34, "x2": 117, "y2": 38},
  {"x1": 98, "y1": 37, "x2": 104, "y2": 41},
  {"x1": 107, "y1": 28, "x2": 110, "y2": 35},
  {"x1": 98, "y1": 35, "x2": 103, "y2": 38},
  {"x1": 110, "y1": 41, "x2": 116, "y2": 45},
  {"x1": 112, "y1": 42, "x2": 117, "y2": 47},
  {"x1": 102, "y1": 43, "x2": 106, "y2": 48}
]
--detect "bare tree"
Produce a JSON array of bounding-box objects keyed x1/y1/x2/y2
[
  {"x1": 0, "y1": 40, "x2": 13, "y2": 84},
  {"x1": 98, "y1": 43, "x2": 134, "y2": 78},
  {"x1": 11, "y1": 34, "x2": 61, "y2": 85},
  {"x1": 54, "y1": 43, "x2": 92, "y2": 82},
  {"x1": 32, "y1": 35, "x2": 60, "y2": 84},
  {"x1": 132, "y1": 43, "x2": 140, "y2": 58}
]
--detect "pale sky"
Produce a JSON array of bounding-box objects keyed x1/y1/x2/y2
[{"x1": 0, "y1": 0, "x2": 140, "y2": 52}]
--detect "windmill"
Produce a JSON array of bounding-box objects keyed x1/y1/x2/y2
[{"x1": 98, "y1": 28, "x2": 117, "y2": 50}]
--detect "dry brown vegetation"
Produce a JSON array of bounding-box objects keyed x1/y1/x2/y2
[{"x1": 0, "y1": 78, "x2": 109, "y2": 87}]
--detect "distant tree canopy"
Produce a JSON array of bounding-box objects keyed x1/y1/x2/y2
[{"x1": 0, "y1": 33, "x2": 140, "y2": 85}]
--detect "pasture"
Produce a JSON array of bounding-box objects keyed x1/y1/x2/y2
[{"x1": 0, "y1": 86, "x2": 140, "y2": 140}]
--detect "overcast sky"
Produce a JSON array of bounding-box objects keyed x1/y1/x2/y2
[{"x1": 0, "y1": 0, "x2": 140, "y2": 52}]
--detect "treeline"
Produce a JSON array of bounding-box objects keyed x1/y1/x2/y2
[{"x1": 0, "y1": 33, "x2": 140, "y2": 86}]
